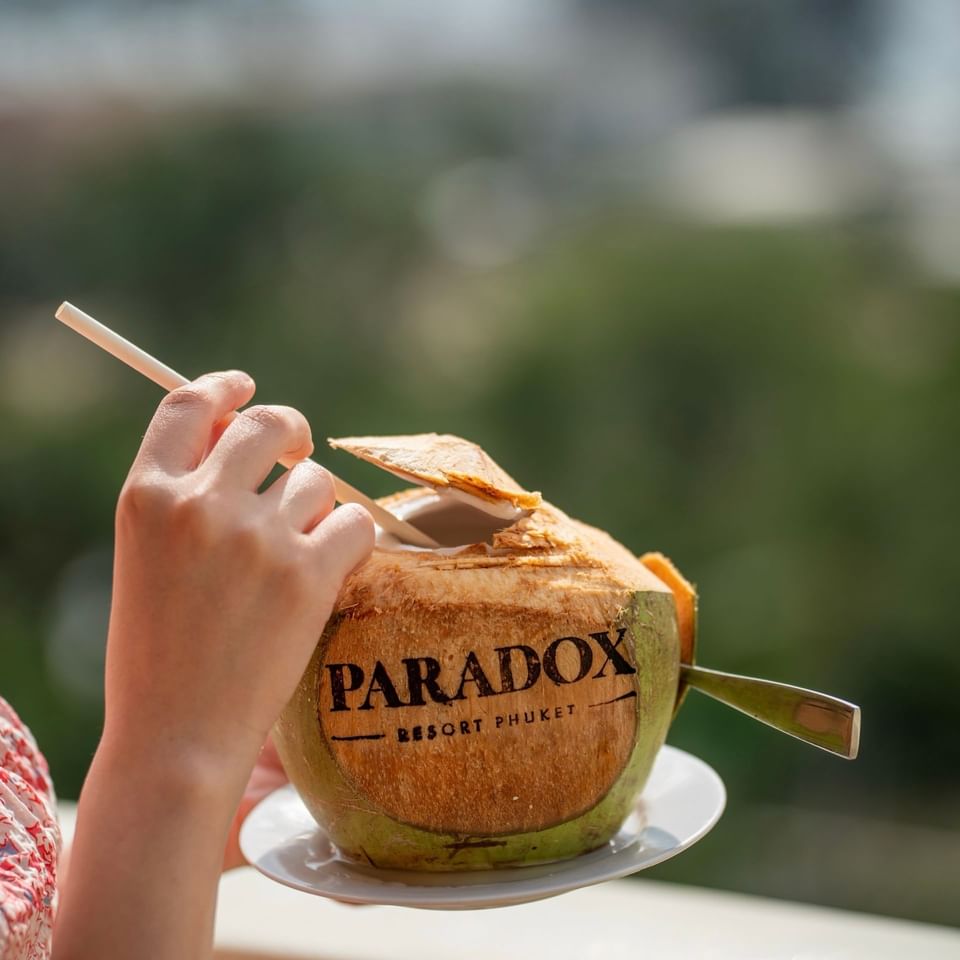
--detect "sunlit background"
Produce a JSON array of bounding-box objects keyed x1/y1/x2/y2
[{"x1": 2, "y1": 0, "x2": 959, "y2": 927}]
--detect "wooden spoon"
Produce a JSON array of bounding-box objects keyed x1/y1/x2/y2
[{"x1": 54, "y1": 302, "x2": 439, "y2": 548}]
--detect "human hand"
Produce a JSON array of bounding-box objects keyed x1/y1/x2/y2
[
  {"x1": 54, "y1": 371, "x2": 374, "y2": 960},
  {"x1": 222, "y1": 735, "x2": 288, "y2": 872},
  {"x1": 100, "y1": 371, "x2": 374, "y2": 796}
]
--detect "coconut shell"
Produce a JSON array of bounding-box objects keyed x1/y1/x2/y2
[
  {"x1": 328, "y1": 433, "x2": 542, "y2": 509},
  {"x1": 638, "y1": 552, "x2": 697, "y2": 666},
  {"x1": 273, "y1": 434, "x2": 688, "y2": 870}
]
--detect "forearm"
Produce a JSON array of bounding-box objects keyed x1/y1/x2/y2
[{"x1": 53, "y1": 734, "x2": 247, "y2": 960}]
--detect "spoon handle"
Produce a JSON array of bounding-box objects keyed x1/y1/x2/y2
[
  {"x1": 680, "y1": 664, "x2": 861, "y2": 759},
  {"x1": 54, "y1": 301, "x2": 439, "y2": 548}
]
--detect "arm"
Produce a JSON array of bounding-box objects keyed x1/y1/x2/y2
[{"x1": 52, "y1": 371, "x2": 374, "y2": 960}]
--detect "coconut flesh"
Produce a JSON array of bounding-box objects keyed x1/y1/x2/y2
[{"x1": 273, "y1": 433, "x2": 693, "y2": 871}]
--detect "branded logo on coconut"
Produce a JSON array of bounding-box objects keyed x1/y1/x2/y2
[{"x1": 320, "y1": 627, "x2": 637, "y2": 745}]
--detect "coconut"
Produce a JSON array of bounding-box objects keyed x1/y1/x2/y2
[{"x1": 273, "y1": 433, "x2": 696, "y2": 871}]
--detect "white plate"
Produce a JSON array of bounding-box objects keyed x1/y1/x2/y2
[{"x1": 240, "y1": 745, "x2": 725, "y2": 910}]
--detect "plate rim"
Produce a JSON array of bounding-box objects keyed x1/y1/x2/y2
[{"x1": 240, "y1": 744, "x2": 726, "y2": 910}]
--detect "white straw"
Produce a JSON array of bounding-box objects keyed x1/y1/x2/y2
[
  {"x1": 54, "y1": 301, "x2": 439, "y2": 548},
  {"x1": 56, "y1": 302, "x2": 189, "y2": 392}
]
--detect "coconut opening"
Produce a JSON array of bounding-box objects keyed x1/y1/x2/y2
[
  {"x1": 383, "y1": 490, "x2": 527, "y2": 550},
  {"x1": 328, "y1": 432, "x2": 537, "y2": 550}
]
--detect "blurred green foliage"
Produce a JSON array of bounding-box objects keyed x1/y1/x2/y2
[{"x1": 1, "y1": 104, "x2": 958, "y2": 925}]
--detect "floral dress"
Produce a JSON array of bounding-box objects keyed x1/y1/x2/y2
[{"x1": 0, "y1": 698, "x2": 59, "y2": 960}]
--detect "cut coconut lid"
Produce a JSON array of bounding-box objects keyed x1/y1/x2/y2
[{"x1": 327, "y1": 433, "x2": 542, "y2": 511}]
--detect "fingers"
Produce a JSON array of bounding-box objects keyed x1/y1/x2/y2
[
  {"x1": 136, "y1": 371, "x2": 256, "y2": 474},
  {"x1": 307, "y1": 503, "x2": 375, "y2": 582},
  {"x1": 260, "y1": 735, "x2": 285, "y2": 776},
  {"x1": 202, "y1": 404, "x2": 314, "y2": 491},
  {"x1": 262, "y1": 460, "x2": 336, "y2": 533}
]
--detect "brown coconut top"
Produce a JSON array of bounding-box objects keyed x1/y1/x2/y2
[
  {"x1": 328, "y1": 433, "x2": 542, "y2": 510},
  {"x1": 329, "y1": 431, "x2": 692, "y2": 664}
]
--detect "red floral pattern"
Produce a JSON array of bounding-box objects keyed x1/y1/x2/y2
[{"x1": 0, "y1": 698, "x2": 59, "y2": 960}]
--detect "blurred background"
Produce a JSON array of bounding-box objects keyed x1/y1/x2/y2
[{"x1": 2, "y1": 0, "x2": 959, "y2": 928}]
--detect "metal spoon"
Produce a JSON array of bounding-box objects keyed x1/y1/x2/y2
[{"x1": 681, "y1": 664, "x2": 860, "y2": 759}]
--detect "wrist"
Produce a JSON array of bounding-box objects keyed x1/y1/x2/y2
[
  {"x1": 94, "y1": 723, "x2": 253, "y2": 818},
  {"x1": 58, "y1": 721, "x2": 249, "y2": 958}
]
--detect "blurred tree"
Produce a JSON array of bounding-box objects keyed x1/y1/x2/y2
[{"x1": 0, "y1": 96, "x2": 957, "y2": 924}]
